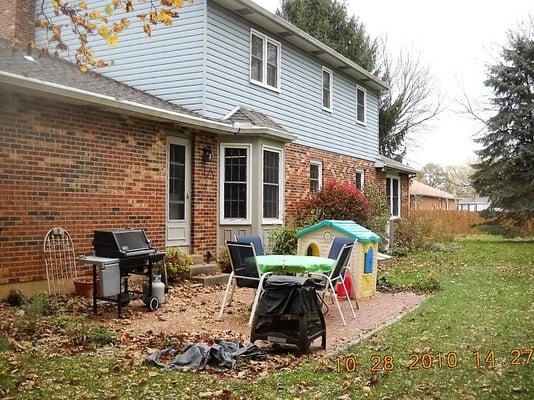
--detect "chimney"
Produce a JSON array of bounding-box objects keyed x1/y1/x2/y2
[{"x1": 0, "y1": 0, "x2": 36, "y2": 43}]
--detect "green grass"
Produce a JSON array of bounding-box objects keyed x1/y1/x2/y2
[{"x1": 1, "y1": 236, "x2": 533, "y2": 399}]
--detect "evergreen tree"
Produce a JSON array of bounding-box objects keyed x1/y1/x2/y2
[
  {"x1": 277, "y1": 0, "x2": 377, "y2": 72},
  {"x1": 472, "y1": 25, "x2": 534, "y2": 222}
]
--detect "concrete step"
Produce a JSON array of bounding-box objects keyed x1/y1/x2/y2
[
  {"x1": 192, "y1": 273, "x2": 230, "y2": 287},
  {"x1": 189, "y1": 254, "x2": 204, "y2": 264},
  {"x1": 189, "y1": 263, "x2": 220, "y2": 278}
]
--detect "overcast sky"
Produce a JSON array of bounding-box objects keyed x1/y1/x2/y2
[{"x1": 255, "y1": 0, "x2": 533, "y2": 168}]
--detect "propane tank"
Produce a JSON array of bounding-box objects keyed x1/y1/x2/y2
[{"x1": 146, "y1": 275, "x2": 165, "y2": 305}]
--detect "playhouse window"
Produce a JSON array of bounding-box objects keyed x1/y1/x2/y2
[{"x1": 306, "y1": 243, "x2": 320, "y2": 256}]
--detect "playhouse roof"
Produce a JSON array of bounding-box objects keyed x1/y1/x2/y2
[{"x1": 297, "y1": 220, "x2": 381, "y2": 243}]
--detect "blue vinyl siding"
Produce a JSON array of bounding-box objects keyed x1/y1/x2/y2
[
  {"x1": 205, "y1": 2, "x2": 380, "y2": 161},
  {"x1": 34, "y1": 0, "x2": 206, "y2": 111}
]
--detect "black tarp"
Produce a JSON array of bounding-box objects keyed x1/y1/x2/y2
[
  {"x1": 144, "y1": 339, "x2": 266, "y2": 370},
  {"x1": 255, "y1": 276, "x2": 322, "y2": 317}
]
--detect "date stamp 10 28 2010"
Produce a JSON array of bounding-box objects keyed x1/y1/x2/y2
[{"x1": 334, "y1": 348, "x2": 533, "y2": 373}]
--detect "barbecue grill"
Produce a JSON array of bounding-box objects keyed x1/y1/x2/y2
[
  {"x1": 250, "y1": 276, "x2": 326, "y2": 353},
  {"x1": 81, "y1": 229, "x2": 165, "y2": 316}
]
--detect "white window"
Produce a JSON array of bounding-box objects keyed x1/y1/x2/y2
[
  {"x1": 250, "y1": 29, "x2": 281, "y2": 91},
  {"x1": 355, "y1": 169, "x2": 364, "y2": 191},
  {"x1": 322, "y1": 67, "x2": 333, "y2": 111},
  {"x1": 386, "y1": 177, "x2": 401, "y2": 218},
  {"x1": 262, "y1": 147, "x2": 283, "y2": 223},
  {"x1": 220, "y1": 144, "x2": 251, "y2": 224},
  {"x1": 356, "y1": 85, "x2": 367, "y2": 124},
  {"x1": 310, "y1": 161, "x2": 323, "y2": 193}
]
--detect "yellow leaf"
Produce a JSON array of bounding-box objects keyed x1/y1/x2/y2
[
  {"x1": 36, "y1": 19, "x2": 48, "y2": 29},
  {"x1": 98, "y1": 26, "x2": 109, "y2": 39},
  {"x1": 106, "y1": 35, "x2": 119, "y2": 46},
  {"x1": 79, "y1": 1, "x2": 88, "y2": 10},
  {"x1": 105, "y1": 4, "x2": 114, "y2": 15},
  {"x1": 52, "y1": 0, "x2": 62, "y2": 10},
  {"x1": 143, "y1": 22, "x2": 152, "y2": 37},
  {"x1": 79, "y1": 65, "x2": 88, "y2": 72},
  {"x1": 89, "y1": 10, "x2": 100, "y2": 19}
]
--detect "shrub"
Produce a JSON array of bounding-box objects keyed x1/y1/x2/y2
[
  {"x1": 394, "y1": 213, "x2": 454, "y2": 251},
  {"x1": 269, "y1": 226, "x2": 299, "y2": 255},
  {"x1": 164, "y1": 248, "x2": 194, "y2": 283},
  {"x1": 217, "y1": 246, "x2": 232, "y2": 273},
  {"x1": 293, "y1": 180, "x2": 372, "y2": 227}
]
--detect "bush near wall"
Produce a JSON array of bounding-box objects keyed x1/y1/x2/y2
[{"x1": 393, "y1": 213, "x2": 454, "y2": 252}]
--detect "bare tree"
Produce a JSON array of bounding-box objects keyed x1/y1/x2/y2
[{"x1": 378, "y1": 44, "x2": 443, "y2": 160}]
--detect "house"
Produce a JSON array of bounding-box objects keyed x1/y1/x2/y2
[
  {"x1": 410, "y1": 181, "x2": 458, "y2": 210},
  {"x1": 458, "y1": 196, "x2": 490, "y2": 212},
  {"x1": 0, "y1": 0, "x2": 416, "y2": 297}
]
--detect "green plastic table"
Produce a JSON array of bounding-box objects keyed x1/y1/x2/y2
[{"x1": 256, "y1": 255, "x2": 335, "y2": 274}]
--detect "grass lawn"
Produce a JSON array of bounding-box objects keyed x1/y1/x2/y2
[{"x1": 1, "y1": 235, "x2": 533, "y2": 399}]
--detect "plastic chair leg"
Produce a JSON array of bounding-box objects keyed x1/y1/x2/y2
[
  {"x1": 341, "y1": 279, "x2": 356, "y2": 319},
  {"x1": 329, "y1": 280, "x2": 346, "y2": 326},
  {"x1": 218, "y1": 272, "x2": 234, "y2": 320}
]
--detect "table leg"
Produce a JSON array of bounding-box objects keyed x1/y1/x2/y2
[
  {"x1": 92, "y1": 264, "x2": 97, "y2": 314},
  {"x1": 118, "y1": 274, "x2": 122, "y2": 318}
]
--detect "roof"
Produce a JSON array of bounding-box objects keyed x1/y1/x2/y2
[
  {"x1": 458, "y1": 196, "x2": 490, "y2": 204},
  {"x1": 0, "y1": 39, "x2": 203, "y2": 119},
  {"x1": 297, "y1": 220, "x2": 381, "y2": 243},
  {"x1": 410, "y1": 181, "x2": 456, "y2": 200},
  {"x1": 211, "y1": 0, "x2": 388, "y2": 92},
  {"x1": 0, "y1": 40, "x2": 294, "y2": 142},
  {"x1": 224, "y1": 106, "x2": 286, "y2": 130},
  {"x1": 375, "y1": 155, "x2": 419, "y2": 175}
]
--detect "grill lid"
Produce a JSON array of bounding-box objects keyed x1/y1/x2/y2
[{"x1": 93, "y1": 229, "x2": 154, "y2": 258}]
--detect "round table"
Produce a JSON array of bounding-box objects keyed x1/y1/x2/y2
[{"x1": 256, "y1": 255, "x2": 335, "y2": 274}]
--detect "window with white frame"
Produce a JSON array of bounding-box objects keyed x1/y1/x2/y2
[
  {"x1": 310, "y1": 161, "x2": 322, "y2": 193},
  {"x1": 356, "y1": 85, "x2": 366, "y2": 124},
  {"x1": 263, "y1": 148, "x2": 282, "y2": 221},
  {"x1": 355, "y1": 169, "x2": 364, "y2": 191},
  {"x1": 250, "y1": 29, "x2": 281, "y2": 91},
  {"x1": 322, "y1": 67, "x2": 333, "y2": 111},
  {"x1": 222, "y1": 145, "x2": 250, "y2": 221},
  {"x1": 386, "y1": 177, "x2": 401, "y2": 217}
]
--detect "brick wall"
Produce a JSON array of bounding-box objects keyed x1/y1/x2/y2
[
  {"x1": 0, "y1": 0, "x2": 35, "y2": 43},
  {"x1": 0, "y1": 90, "x2": 216, "y2": 285},
  {"x1": 191, "y1": 133, "x2": 218, "y2": 257},
  {"x1": 284, "y1": 142, "x2": 387, "y2": 220},
  {"x1": 284, "y1": 142, "x2": 412, "y2": 221}
]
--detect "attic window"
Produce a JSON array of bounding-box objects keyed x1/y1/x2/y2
[{"x1": 250, "y1": 29, "x2": 281, "y2": 92}]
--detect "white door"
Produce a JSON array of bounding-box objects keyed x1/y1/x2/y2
[{"x1": 166, "y1": 137, "x2": 191, "y2": 247}]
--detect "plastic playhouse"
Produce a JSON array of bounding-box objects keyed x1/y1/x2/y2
[{"x1": 296, "y1": 220, "x2": 380, "y2": 299}]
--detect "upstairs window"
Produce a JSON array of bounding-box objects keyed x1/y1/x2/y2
[
  {"x1": 356, "y1": 85, "x2": 367, "y2": 124},
  {"x1": 355, "y1": 169, "x2": 364, "y2": 191},
  {"x1": 322, "y1": 67, "x2": 333, "y2": 111},
  {"x1": 310, "y1": 161, "x2": 322, "y2": 193},
  {"x1": 250, "y1": 29, "x2": 281, "y2": 91}
]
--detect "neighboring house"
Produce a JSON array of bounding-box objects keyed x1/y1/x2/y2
[
  {"x1": 0, "y1": 0, "x2": 416, "y2": 296},
  {"x1": 458, "y1": 196, "x2": 491, "y2": 212},
  {"x1": 410, "y1": 181, "x2": 458, "y2": 211}
]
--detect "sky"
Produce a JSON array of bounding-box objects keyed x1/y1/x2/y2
[{"x1": 255, "y1": 0, "x2": 533, "y2": 168}]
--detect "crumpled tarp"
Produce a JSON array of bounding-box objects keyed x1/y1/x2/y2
[{"x1": 144, "y1": 339, "x2": 266, "y2": 370}]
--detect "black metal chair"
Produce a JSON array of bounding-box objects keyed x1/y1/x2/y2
[
  {"x1": 311, "y1": 243, "x2": 356, "y2": 326},
  {"x1": 327, "y1": 237, "x2": 355, "y2": 260},
  {"x1": 234, "y1": 234, "x2": 265, "y2": 256},
  {"x1": 218, "y1": 241, "x2": 271, "y2": 322}
]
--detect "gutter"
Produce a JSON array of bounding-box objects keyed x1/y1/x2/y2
[{"x1": 0, "y1": 70, "x2": 295, "y2": 143}]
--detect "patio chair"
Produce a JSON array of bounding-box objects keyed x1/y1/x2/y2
[
  {"x1": 218, "y1": 241, "x2": 271, "y2": 324},
  {"x1": 311, "y1": 243, "x2": 356, "y2": 326},
  {"x1": 234, "y1": 234, "x2": 265, "y2": 256},
  {"x1": 327, "y1": 237, "x2": 355, "y2": 260}
]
